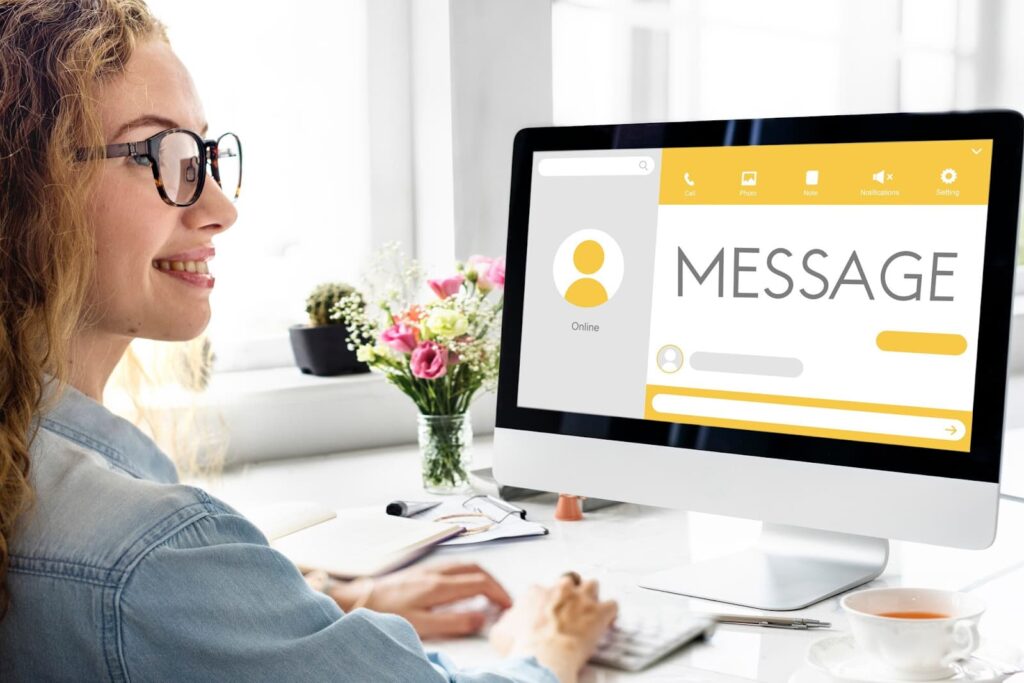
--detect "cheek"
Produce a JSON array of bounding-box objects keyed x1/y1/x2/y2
[
  {"x1": 89, "y1": 165, "x2": 164, "y2": 264},
  {"x1": 90, "y1": 199, "x2": 164, "y2": 293},
  {"x1": 86, "y1": 169, "x2": 180, "y2": 329}
]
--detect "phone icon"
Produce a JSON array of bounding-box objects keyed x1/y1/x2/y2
[{"x1": 684, "y1": 172, "x2": 696, "y2": 186}]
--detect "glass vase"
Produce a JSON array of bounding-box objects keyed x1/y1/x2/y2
[{"x1": 418, "y1": 412, "x2": 473, "y2": 494}]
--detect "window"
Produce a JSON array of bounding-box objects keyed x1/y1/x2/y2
[{"x1": 551, "y1": 0, "x2": 1013, "y2": 125}]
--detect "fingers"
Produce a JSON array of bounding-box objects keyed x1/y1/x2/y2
[
  {"x1": 426, "y1": 573, "x2": 514, "y2": 609},
  {"x1": 433, "y1": 564, "x2": 514, "y2": 608},
  {"x1": 410, "y1": 609, "x2": 487, "y2": 640},
  {"x1": 555, "y1": 574, "x2": 578, "y2": 599},
  {"x1": 552, "y1": 574, "x2": 615, "y2": 627},
  {"x1": 561, "y1": 570, "x2": 582, "y2": 586},
  {"x1": 599, "y1": 598, "x2": 619, "y2": 627},
  {"x1": 436, "y1": 562, "x2": 488, "y2": 576}
]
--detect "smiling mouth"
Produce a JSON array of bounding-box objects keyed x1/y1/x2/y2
[{"x1": 153, "y1": 259, "x2": 210, "y2": 274}]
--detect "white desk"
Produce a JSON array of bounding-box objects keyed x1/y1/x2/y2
[{"x1": 198, "y1": 438, "x2": 1024, "y2": 682}]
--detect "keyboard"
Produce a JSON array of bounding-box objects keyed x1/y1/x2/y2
[{"x1": 590, "y1": 608, "x2": 716, "y2": 672}]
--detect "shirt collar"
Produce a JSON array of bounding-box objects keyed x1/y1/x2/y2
[{"x1": 38, "y1": 380, "x2": 179, "y2": 484}]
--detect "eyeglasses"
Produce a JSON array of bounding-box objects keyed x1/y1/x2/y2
[
  {"x1": 460, "y1": 495, "x2": 525, "y2": 523},
  {"x1": 86, "y1": 128, "x2": 242, "y2": 207}
]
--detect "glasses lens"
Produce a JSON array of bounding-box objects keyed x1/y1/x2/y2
[
  {"x1": 158, "y1": 131, "x2": 203, "y2": 205},
  {"x1": 214, "y1": 133, "x2": 242, "y2": 202}
]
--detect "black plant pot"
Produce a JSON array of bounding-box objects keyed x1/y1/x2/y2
[{"x1": 288, "y1": 324, "x2": 370, "y2": 377}]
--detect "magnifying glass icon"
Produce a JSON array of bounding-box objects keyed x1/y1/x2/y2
[{"x1": 639, "y1": 160, "x2": 648, "y2": 171}]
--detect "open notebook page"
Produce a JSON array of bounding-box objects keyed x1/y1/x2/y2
[{"x1": 269, "y1": 507, "x2": 462, "y2": 578}]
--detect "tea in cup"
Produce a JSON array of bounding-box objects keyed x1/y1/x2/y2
[{"x1": 841, "y1": 587, "x2": 984, "y2": 681}]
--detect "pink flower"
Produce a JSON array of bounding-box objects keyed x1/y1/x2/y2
[
  {"x1": 469, "y1": 255, "x2": 505, "y2": 291},
  {"x1": 487, "y1": 257, "x2": 505, "y2": 288},
  {"x1": 410, "y1": 341, "x2": 448, "y2": 379},
  {"x1": 428, "y1": 274, "x2": 464, "y2": 299},
  {"x1": 380, "y1": 322, "x2": 418, "y2": 354}
]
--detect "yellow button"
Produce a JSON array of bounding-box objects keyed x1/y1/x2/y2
[{"x1": 876, "y1": 331, "x2": 967, "y2": 356}]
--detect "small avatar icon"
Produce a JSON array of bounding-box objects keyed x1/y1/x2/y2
[
  {"x1": 564, "y1": 240, "x2": 609, "y2": 308},
  {"x1": 657, "y1": 345, "x2": 683, "y2": 373}
]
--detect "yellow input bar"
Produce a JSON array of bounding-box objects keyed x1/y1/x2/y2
[
  {"x1": 644, "y1": 385, "x2": 972, "y2": 452},
  {"x1": 876, "y1": 331, "x2": 968, "y2": 356}
]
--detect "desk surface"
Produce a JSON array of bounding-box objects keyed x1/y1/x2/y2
[{"x1": 198, "y1": 438, "x2": 1024, "y2": 682}]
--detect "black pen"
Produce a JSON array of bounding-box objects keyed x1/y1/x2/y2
[{"x1": 385, "y1": 500, "x2": 441, "y2": 517}]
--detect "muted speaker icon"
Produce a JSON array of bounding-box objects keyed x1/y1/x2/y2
[{"x1": 872, "y1": 169, "x2": 887, "y2": 184}]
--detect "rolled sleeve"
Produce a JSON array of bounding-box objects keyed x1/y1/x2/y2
[
  {"x1": 116, "y1": 508, "x2": 555, "y2": 683},
  {"x1": 428, "y1": 652, "x2": 559, "y2": 683}
]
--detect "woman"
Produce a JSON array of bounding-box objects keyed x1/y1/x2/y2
[{"x1": 0, "y1": 1, "x2": 616, "y2": 680}]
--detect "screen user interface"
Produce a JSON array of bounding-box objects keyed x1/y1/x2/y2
[{"x1": 517, "y1": 140, "x2": 993, "y2": 452}]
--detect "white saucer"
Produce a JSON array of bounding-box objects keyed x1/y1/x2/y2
[{"x1": 805, "y1": 635, "x2": 1024, "y2": 683}]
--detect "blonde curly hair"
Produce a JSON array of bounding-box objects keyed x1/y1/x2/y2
[{"x1": 0, "y1": 0, "x2": 166, "y2": 619}]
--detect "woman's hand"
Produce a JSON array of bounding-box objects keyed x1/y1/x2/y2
[
  {"x1": 489, "y1": 573, "x2": 618, "y2": 683},
  {"x1": 323, "y1": 562, "x2": 513, "y2": 640}
]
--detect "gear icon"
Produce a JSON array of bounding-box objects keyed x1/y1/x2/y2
[{"x1": 940, "y1": 168, "x2": 957, "y2": 184}]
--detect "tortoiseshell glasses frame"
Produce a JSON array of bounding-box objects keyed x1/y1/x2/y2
[{"x1": 83, "y1": 128, "x2": 242, "y2": 207}]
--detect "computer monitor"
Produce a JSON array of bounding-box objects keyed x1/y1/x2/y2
[{"x1": 493, "y1": 111, "x2": 1024, "y2": 610}]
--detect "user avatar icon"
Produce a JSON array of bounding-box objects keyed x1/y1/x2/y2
[
  {"x1": 552, "y1": 229, "x2": 624, "y2": 308},
  {"x1": 565, "y1": 240, "x2": 609, "y2": 307},
  {"x1": 657, "y1": 345, "x2": 683, "y2": 373}
]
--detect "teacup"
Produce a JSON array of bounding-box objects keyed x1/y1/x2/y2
[{"x1": 841, "y1": 587, "x2": 984, "y2": 681}]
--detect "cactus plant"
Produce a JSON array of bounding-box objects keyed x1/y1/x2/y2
[
  {"x1": 305, "y1": 282, "x2": 356, "y2": 327},
  {"x1": 290, "y1": 281, "x2": 370, "y2": 376}
]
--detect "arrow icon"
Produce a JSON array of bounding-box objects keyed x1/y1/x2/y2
[
  {"x1": 946, "y1": 424, "x2": 958, "y2": 435},
  {"x1": 971, "y1": 147, "x2": 983, "y2": 155}
]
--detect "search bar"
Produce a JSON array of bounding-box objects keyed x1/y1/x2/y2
[{"x1": 538, "y1": 156, "x2": 655, "y2": 177}]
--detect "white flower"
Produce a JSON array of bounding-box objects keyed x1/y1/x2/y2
[{"x1": 425, "y1": 309, "x2": 469, "y2": 339}]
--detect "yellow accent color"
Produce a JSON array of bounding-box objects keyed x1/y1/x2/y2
[
  {"x1": 876, "y1": 331, "x2": 968, "y2": 356},
  {"x1": 565, "y1": 278, "x2": 608, "y2": 307},
  {"x1": 659, "y1": 139, "x2": 992, "y2": 205},
  {"x1": 573, "y1": 240, "x2": 605, "y2": 274},
  {"x1": 643, "y1": 384, "x2": 972, "y2": 453}
]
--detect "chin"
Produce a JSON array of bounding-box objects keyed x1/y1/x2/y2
[{"x1": 156, "y1": 307, "x2": 211, "y2": 342}]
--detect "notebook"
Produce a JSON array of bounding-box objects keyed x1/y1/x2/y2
[
  {"x1": 243, "y1": 501, "x2": 338, "y2": 541},
  {"x1": 242, "y1": 502, "x2": 463, "y2": 579}
]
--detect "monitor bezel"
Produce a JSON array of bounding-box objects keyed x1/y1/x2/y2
[{"x1": 496, "y1": 110, "x2": 1023, "y2": 484}]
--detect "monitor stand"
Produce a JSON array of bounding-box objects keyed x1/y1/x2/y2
[{"x1": 638, "y1": 523, "x2": 889, "y2": 611}]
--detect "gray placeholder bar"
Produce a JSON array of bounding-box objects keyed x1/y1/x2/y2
[{"x1": 689, "y1": 352, "x2": 804, "y2": 378}]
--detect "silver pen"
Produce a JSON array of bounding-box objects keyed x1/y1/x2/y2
[{"x1": 711, "y1": 614, "x2": 831, "y2": 630}]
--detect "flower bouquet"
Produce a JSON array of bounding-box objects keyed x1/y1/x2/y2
[{"x1": 335, "y1": 245, "x2": 504, "y2": 492}]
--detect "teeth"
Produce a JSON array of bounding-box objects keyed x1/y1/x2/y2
[{"x1": 153, "y1": 259, "x2": 211, "y2": 275}]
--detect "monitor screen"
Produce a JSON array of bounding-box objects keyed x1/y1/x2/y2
[
  {"x1": 516, "y1": 140, "x2": 993, "y2": 454},
  {"x1": 498, "y1": 113, "x2": 1024, "y2": 486}
]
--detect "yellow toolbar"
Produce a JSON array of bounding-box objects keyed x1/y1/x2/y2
[{"x1": 659, "y1": 140, "x2": 992, "y2": 205}]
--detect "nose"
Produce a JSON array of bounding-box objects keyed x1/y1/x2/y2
[{"x1": 184, "y1": 173, "x2": 238, "y2": 234}]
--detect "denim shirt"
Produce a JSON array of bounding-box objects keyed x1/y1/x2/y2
[{"x1": 0, "y1": 384, "x2": 556, "y2": 683}]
